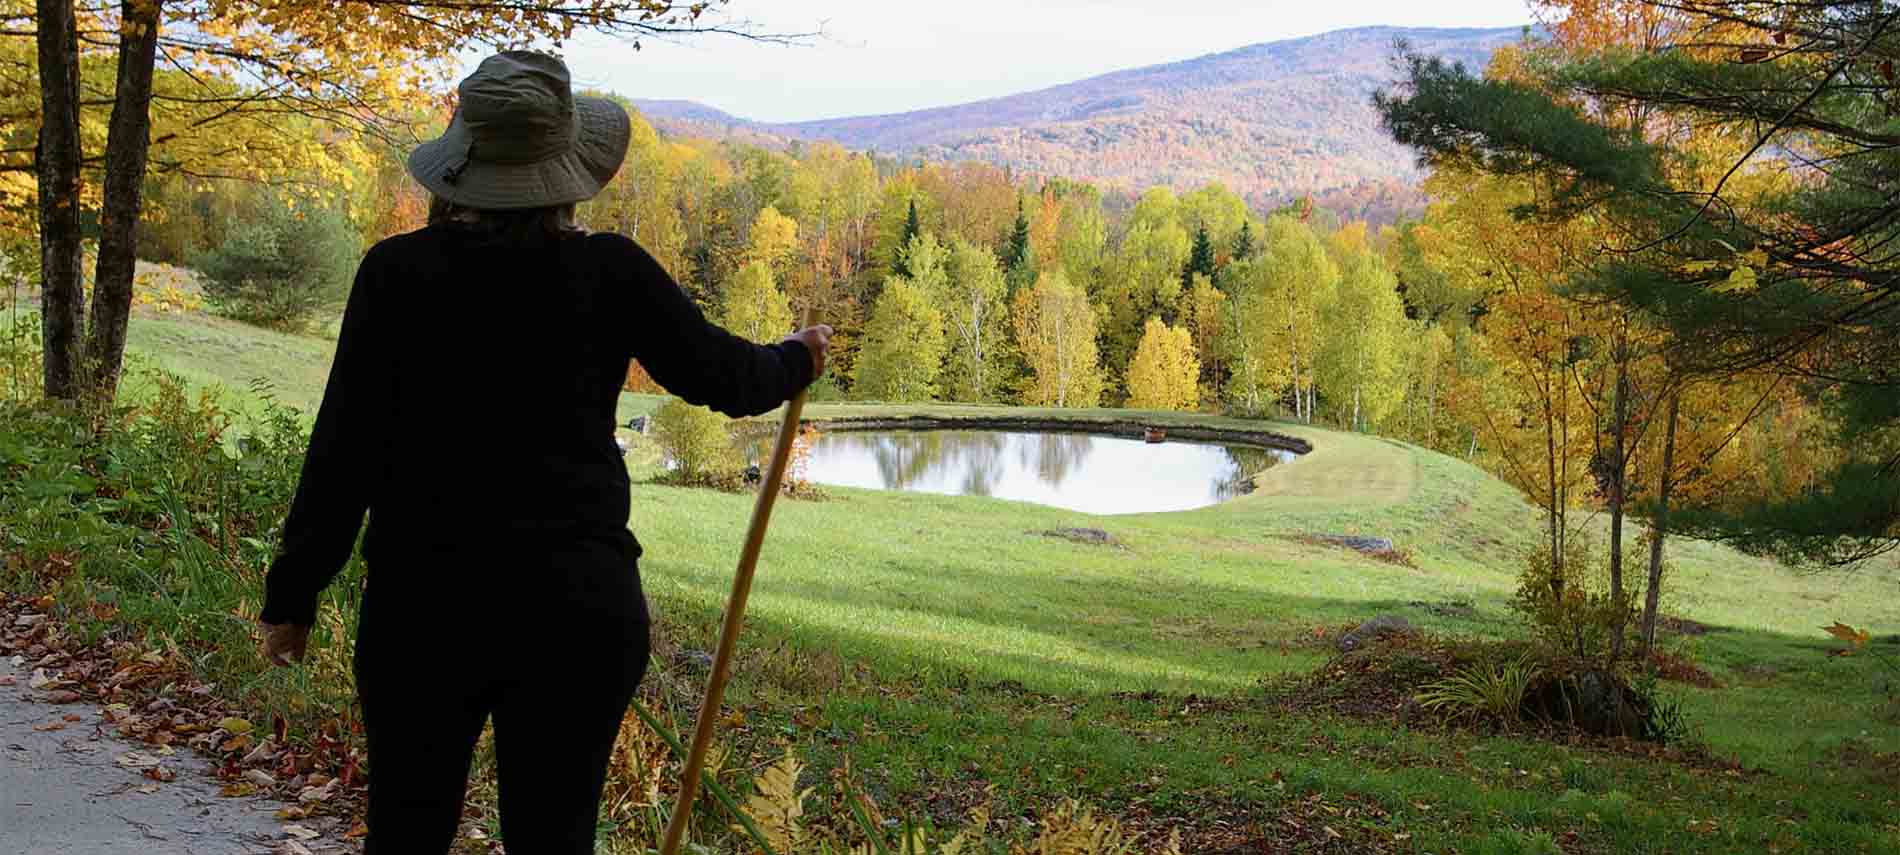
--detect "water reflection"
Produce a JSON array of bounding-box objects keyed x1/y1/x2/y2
[{"x1": 766, "y1": 430, "x2": 1295, "y2": 515}]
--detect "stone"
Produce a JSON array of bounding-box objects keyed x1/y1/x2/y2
[
  {"x1": 1317, "y1": 534, "x2": 1396, "y2": 553},
  {"x1": 1041, "y1": 527, "x2": 1117, "y2": 546},
  {"x1": 673, "y1": 649, "x2": 714, "y2": 672},
  {"x1": 626, "y1": 415, "x2": 649, "y2": 434},
  {"x1": 1337, "y1": 614, "x2": 1411, "y2": 653}
]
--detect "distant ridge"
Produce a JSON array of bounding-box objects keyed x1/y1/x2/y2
[{"x1": 634, "y1": 25, "x2": 1526, "y2": 223}]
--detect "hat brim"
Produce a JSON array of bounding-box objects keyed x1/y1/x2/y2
[{"x1": 407, "y1": 95, "x2": 630, "y2": 211}]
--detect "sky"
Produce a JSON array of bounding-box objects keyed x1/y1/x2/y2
[{"x1": 559, "y1": 0, "x2": 1536, "y2": 124}]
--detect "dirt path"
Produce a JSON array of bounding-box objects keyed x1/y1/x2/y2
[{"x1": 0, "y1": 655, "x2": 353, "y2": 855}]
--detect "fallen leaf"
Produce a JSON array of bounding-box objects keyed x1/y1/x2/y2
[
  {"x1": 0, "y1": 675, "x2": 15, "y2": 686},
  {"x1": 116, "y1": 751, "x2": 163, "y2": 769},
  {"x1": 136, "y1": 783, "x2": 161, "y2": 794},
  {"x1": 143, "y1": 766, "x2": 176, "y2": 782},
  {"x1": 46, "y1": 689, "x2": 82, "y2": 704},
  {"x1": 218, "y1": 716, "x2": 255, "y2": 735},
  {"x1": 282, "y1": 823, "x2": 320, "y2": 841},
  {"x1": 32, "y1": 720, "x2": 67, "y2": 732},
  {"x1": 245, "y1": 768, "x2": 277, "y2": 788},
  {"x1": 220, "y1": 782, "x2": 258, "y2": 798}
]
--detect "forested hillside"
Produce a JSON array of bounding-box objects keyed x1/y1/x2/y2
[{"x1": 637, "y1": 26, "x2": 1523, "y2": 224}]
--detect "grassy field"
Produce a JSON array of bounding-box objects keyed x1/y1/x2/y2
[{"x1": 83, "y1": 305, "x2": 1900, "y2": 850}]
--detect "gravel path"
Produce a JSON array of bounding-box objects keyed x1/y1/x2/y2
[{"x1": 0, "y1": 655, "x2": 353, "y2": 855}]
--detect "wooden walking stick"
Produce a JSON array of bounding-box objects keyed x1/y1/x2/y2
[{"x1": 659, "y1": 311, "x2": 818, "y2": 855}]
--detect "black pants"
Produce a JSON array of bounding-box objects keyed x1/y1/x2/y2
[{"x1": 354, "y1": 533, "x2": 650, "y2": 855}]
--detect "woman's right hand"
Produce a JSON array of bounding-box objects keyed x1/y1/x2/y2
[{"x1": 784, "y1": 325, "x2": 833, "y2": 379}]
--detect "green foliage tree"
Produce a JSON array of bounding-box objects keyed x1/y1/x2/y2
[
  {"x1": 192, "y1": 198, "x2": 362, "y2": 332},
  {"x1": 939, "y1": 238, "x2": 1010, "y2": 402},
  {"x1": 854, "y1": 278, "x2": 946, "y2": 402},
  {"x1": 652, "y1": 397, "x2": 744, "y2": 485},
  {"x1": 1316, "y1": 244, "x2": 1409, "y2": 431},
  {"x1": 1183, "y1": 222, "x2": 1217, "y2": 289},
  {"x1": 1126, "y1": 318, "x2": 1200, "y2": 411},
  {"x1": 1230, "y1": 220, "x2": 1255, "y2": 265},
  {"x1": 719, "y1": 261, "x2": 794, "y2": 344}
]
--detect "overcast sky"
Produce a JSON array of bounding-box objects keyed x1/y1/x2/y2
[{"x1": 557, "y1": 1, "x2": 1535, "y2": 123}]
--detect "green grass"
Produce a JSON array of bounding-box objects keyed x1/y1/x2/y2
[{"x1": 60, "y1": 307, "x2": 1900, "y2": 850}]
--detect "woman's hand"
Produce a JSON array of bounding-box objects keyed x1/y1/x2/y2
[
  {"x1": 259, "y1": 621, "x2": 312, "y2": 667},
  {"x1": 784, "y1": 325, "x2": 833, "y2": 379}
]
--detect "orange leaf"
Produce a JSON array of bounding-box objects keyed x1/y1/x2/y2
[{"x1": 1822, "y1": 622, "x2": 1871, "y2": 646}]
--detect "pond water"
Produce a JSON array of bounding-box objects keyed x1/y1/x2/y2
[{"x1": 763, "y1": 430, "x2": 1296, "y2": 515}]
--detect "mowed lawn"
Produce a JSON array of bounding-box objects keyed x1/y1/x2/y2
[{"x1": 120, "y1": 306, "x2": 1900, "y2": 851}]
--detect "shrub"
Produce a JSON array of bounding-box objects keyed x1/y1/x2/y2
[
  {"x1": 650, "y1": 397, "x2": 743, "y2": 486},
  {"x1": 1416, "y1": 652, "x2": 1541, "y2": 729},
  {"x1": 1512, "y1": 537, "x2": 1635, "y2": 664},
  {"x1": 192, "y1": 196, "x2": 361, "y2": 332}
]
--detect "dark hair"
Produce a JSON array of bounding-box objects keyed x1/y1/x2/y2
[{"x1": 427, "y1": 195, "x2": 584, "y2": 247}]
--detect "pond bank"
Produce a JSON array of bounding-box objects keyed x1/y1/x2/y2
[{"x1": 802, "y1": 414, "x2": 1312, "y2": 455}]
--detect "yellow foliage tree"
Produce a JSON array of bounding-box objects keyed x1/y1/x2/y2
[
  {"x1": 719, "y1": 261, "x2": 794, "y2": 344},
  {"x1": 1011, "y1": 269, "x2": 1101, "y2": 408},
  {"x1": 1125, "y1": 318, "x2": 1200, "y2": 411}
]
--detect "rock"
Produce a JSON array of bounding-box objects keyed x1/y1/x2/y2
[
  {"x1": 1338, "y1": 614, "x2": 1411, "y2": 652},
  {"x1": 1316, "y1": 534, "x2": 1396, "y2": 553},
  {"x1": 1040, "y1": 527, "x2": 1117, "y2": 546},
  {"x1": 626, "y1": 415, "x2": 649, "y2": 434},
  {"x1": 742, "y1": 464, "x2": 762, "y2": 484},
  {"x1": 673, "y1": 649, "x2": 714, "y2": 672}
]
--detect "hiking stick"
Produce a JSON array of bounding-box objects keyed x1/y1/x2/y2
[{"x1": 659, "y1": 312, "x2": 817, "y2": 855}]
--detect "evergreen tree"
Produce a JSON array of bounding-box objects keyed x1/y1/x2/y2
[
  {"x1": 1004, "y1": 197, "x2": 1033, "y2": 291},
  {"x1": 1183, "y1": 221, "x2": 1217, "y2": 289},
  {"x1": 1231, "y1": 220, "x2": 1255, "y2": 263},
  {"x1": 1376, "y1": 2, "x2": 1899, "y2": 563},
  {"x1": 892, "y1": 197, "x2": 922, "y2": 279}
]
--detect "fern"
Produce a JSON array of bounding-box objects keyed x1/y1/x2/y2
[{"x1": 738, "y1": 750, "x2": 814, "y2": 851}]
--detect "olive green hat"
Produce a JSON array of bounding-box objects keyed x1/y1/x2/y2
[{"x1": 407, "y1": 51, "x2": 630, "y2": 210}]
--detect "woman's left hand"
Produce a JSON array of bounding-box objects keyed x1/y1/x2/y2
[{"x1": 260, "y1": 621, "x2": 312, "y2": 666}]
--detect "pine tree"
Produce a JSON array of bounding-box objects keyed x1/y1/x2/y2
[
  {"x1": 1377, "y1": 2, "x2": 1900, "y2": 563},
  {"x1": 1231, "y1": 220, "x2": 1255, "y2": 264},
  {"x1": 1005, "y1": 197, "x2": 1032, "y2": 273},
  {"x1": 1183, "y1": 221, "x2": 1217, "y2": 290},
  {"x1": 892, "y1": 197, "x2": 922, "y2": 279}
]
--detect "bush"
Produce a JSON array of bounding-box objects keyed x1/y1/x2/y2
[
  {"x1": 1512, "y1": 537, "x2": 1635, "y2": 664},
  {"x1": 1416, "y1": 652, "x2": 1541, "y2": 729},
  {"x1": 192, "y1": 196, "x2": 361, "y2": 332},
  {"x1": 650, "y1": 397, "x2": 743, "y2": 486}
]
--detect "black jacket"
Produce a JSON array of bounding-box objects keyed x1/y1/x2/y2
[{"x1": 259, "y1": 225, "x2": 812, "y2": 626}]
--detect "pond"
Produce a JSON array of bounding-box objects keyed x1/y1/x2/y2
[{"x1": 761, "y1": 429, "x2": 1296, "y2": 515}]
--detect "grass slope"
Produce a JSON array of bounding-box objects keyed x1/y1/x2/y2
[{"x1": 118, "y1": 306, "x2": 1900, "y2": 851}]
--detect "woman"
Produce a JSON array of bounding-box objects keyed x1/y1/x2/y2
[{"x1": 255, "y1": 51, "x2": 830, "y2": 854}]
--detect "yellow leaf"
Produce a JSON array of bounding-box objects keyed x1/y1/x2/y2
[
  {"x1": 218, "y1": 716, "x2": 255, "y2": 734},
  {"x1": 1715, "y1": 265, "x2": 1757, "y2": 293}
]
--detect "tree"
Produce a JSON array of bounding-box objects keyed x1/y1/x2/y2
[
  {"x1": 1126, "y1": 318, "x2": 1200, "y2": 411},
  {"x1": 719, "y1": 261, "x2": 793, "y2": 344},
  {"x1": 939, "y1": 238, "x2": 1008, "y2": 402},
  {"x1": 854, "y1": 278, "x2": 945, "y2": 402},
  {"x1": 1179, "y1": 273, "x2": 1226, "y2": 392},
  {"x1": 1003, "y1": 197, "x2": 1033, "y2": 291},
  {"x1": 1011, "y1": 270, "x2": 1101, "y2": 408},
  {"x1": 193, "y1": 196, "x2": 361, "y2": 332},
  {"x1": 1377, "y1": 1, "x2": 1900, "y2": 563},
  {"x1": 1315, "y1": 242, "x2": 1409, "y2": 431},
  {"x1": 745, "y1": 205, "x2": 800, "y2": 279},
  {"x1": 1182, "y1": 221, "x2": 1217, "y2": 289},
  {"x1": 19, "y1": 0, "x2": 766, "y2": 402},
  {"x1": 1251, "y1": 215, "x2": 1338, "y2": 422},
  {"x1": 1230, "y1": 220, "x2": 1256, "y2": 265},
  {"x1": 892, "y1": 197, "x2": 922, "y2": 278}
]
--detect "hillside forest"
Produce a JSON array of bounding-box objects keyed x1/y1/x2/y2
[{"x1": 0, "y1": 0, "x2": 1879, "y2": 587}]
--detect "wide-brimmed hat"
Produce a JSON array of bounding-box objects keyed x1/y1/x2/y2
[{"x1": 408, "y1": 51, "x2": 630, "y2": 210}]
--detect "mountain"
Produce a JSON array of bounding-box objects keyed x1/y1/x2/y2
[{"x1": 633, "y1": 25, "x2": 1525, "y2": 222}]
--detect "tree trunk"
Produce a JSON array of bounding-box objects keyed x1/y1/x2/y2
[
  {"x1": 1606, "y1": 341, "x2": 1630, "y2": 663},
  {"x1": 35, "y1": 0, "x2": 85, "y2": 400},
  {"x1": 83, "y1": 0, "x2": 165, "y2": 402},
  {"x1": 1641, "y1": 391, "x2": 1680, "y2": 652}
]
